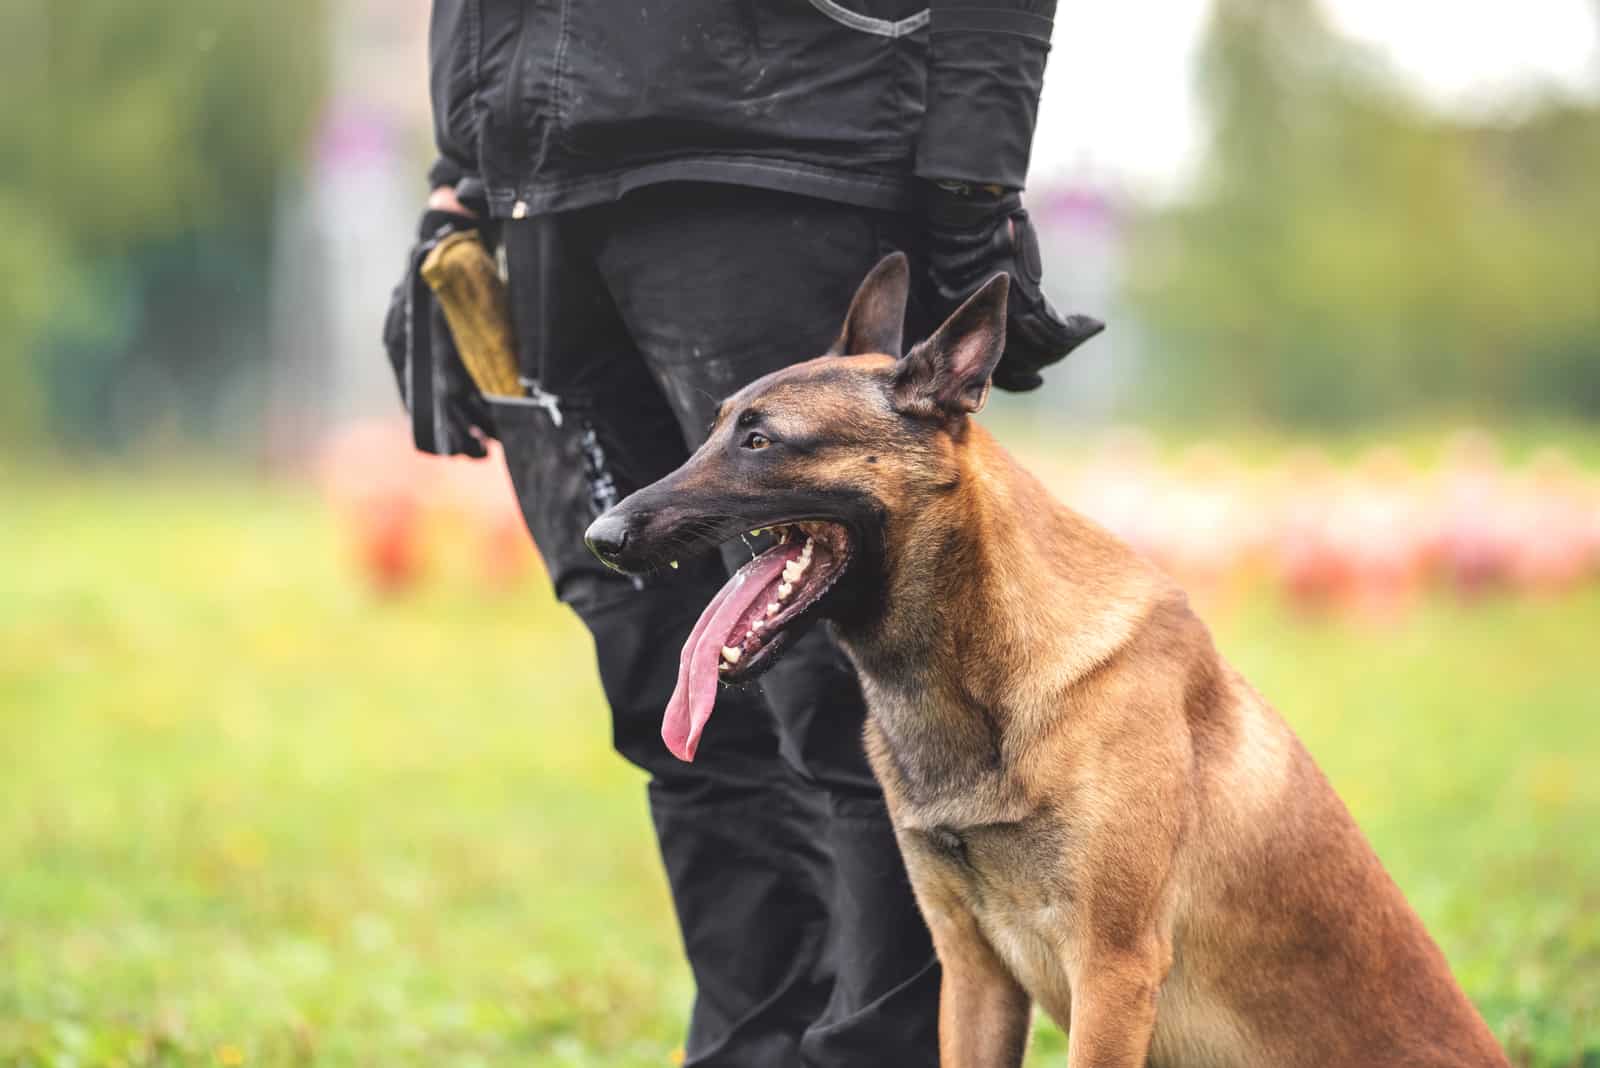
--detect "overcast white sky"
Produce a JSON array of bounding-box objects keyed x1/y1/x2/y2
[{"x1": 1029, "y1": 0, "x2": 1600, "y2": 196}]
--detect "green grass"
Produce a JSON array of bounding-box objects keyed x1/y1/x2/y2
[{"x1": 2, "y1": 473, "x2": 1598, "y2": 1066}]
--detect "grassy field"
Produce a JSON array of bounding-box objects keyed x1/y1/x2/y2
[{"x1": 3, "y1": 472, "x2": 1598, "y2": 1067}]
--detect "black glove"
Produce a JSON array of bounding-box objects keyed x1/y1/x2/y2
[
  {"x1": 381, "y1": 209, "x2": 495, "y2": 457},
  {"x1": 921, "y1": 183, "x2": 1104, "y2": 392}
]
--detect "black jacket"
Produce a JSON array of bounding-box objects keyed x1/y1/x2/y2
[{"x1": 428, "y1": 0, "x2": 1057, "y2": 217}]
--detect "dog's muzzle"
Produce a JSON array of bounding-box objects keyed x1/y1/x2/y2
[{"x1": 584, "y1": 512, "x2": 630, "y2": 568}]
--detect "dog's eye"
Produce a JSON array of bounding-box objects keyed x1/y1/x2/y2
[{"x1": 743, "y1": 431, "x2": 771, "y2": 451}]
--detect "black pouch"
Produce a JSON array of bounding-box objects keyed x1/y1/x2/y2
[{"x1": 381, "y1": 211, "x2": 496, "y2": 456}]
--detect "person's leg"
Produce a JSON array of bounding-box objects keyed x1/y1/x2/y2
[
  {"x1": 586, "y1": 183, "x2": 941, "y2": 1067},
  {"x1": 498, "y1": 215, "x2": 835, "y2": 1067}
]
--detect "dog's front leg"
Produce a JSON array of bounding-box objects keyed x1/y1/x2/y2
[
  {"x1": 926, "y1": 906, "x2": 1032, "y2": 1068},
  {"x1": 1063, "y1": 939, "x2": 1169, "y2": 1068}
]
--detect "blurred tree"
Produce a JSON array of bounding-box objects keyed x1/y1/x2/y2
[
  {"x1": 1131, "y1": 0, "x2": 1600, "y2": 426},
  {"x1": 0, "y1": 0, "x2": 325, "y2": 450}
]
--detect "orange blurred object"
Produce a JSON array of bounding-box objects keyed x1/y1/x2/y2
[
  {"x1": 356, "y1": 494, "x2": 425, "y2": 594},
  {"x1": 315, "y1": 419, "x2": 542, "y2": 594}
]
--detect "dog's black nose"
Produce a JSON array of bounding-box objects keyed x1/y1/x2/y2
[{"x1": 584, "y1": 512, "x2": 630, "y2": 564}]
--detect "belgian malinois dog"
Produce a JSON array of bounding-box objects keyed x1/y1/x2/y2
[{"x1": 584, "y1": 254, "x2": 1509, "y2": 1067}]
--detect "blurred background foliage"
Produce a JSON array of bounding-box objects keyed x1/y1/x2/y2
[
  {"x1": 1, "y1": 0, "x2": 1595, "y2": 455},
  {"x1": 0, "y1": 0, "x2": 325, "y2": 451},
  {"x1": 1134, "y1": 0, "x2": 1600, "y2": 425}
]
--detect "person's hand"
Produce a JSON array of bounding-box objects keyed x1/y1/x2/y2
[
  {"x1": 921, "y1": 183, "x2": 1104, "y2": 392},
  {"x1": 418, "y1": 184, "x2": 481, "y2": 244},
  {"x1": 427, "y1": 185, "x2": 477, "y2": 217}
]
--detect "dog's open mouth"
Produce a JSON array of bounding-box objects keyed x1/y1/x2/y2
[{"x1": 664, "y1": 521, "x2": 853, "y2": 762}]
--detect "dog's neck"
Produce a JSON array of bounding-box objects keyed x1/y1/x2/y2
[{"x1": 835, "y1": 424, "x2": 1168, "y2": 795}]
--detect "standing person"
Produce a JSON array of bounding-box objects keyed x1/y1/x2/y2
[{"x1": 385, "y1": 3, "x2": 1101, "y2": 1064}]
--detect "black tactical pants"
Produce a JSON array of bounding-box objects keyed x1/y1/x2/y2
[{"x1": 491, "y1": 183, "x2": 939, "y2": 1067}]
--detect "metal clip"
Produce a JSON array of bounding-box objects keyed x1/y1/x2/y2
[{"x1": 519, "y1": 378, "x2": 564, "y2": 427}]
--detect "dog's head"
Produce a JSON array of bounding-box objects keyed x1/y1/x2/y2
[{"x1": 584, "y1": 252, "x2": 1012, "y2": 760}]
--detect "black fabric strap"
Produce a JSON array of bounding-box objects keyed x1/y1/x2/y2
[
  {"x1": 405, "y1": 212, "x2": 482, "y2": 454},
  {"x1": 405, "y1": 245, "x2": 441, "y2": 454},
  {"x1": 931, "y1": 7, "x2": 1053, "y2": 42}
]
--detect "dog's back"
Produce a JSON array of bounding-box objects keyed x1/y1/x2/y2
[{"x1": 1124, "y1": 593, "x2": 1504, "y2": 1066}]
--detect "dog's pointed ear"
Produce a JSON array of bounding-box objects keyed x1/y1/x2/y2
[
  {"x1": 826, "y1": 252, "x2": 909, "y2": 358},
  {"x1": 893, "y1": 273, "x2": 1009, "y2": 420}
]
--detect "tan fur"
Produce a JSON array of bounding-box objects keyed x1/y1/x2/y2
[
  {"x1": 601, "y1": 257, "x2": 1512, "y2": 1065},
  {"x1": 838, "y1": 415, "x2": 1509, "y2": 1067}
]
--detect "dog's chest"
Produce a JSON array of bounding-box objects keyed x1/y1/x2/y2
[
  {"x1": 859, "y1": 679, "x2": 1090, "y2": 1007},
  {"x1": 902, "y1": 813, "x2": 1085, "y2": 1012},
  {"x1": 901, "y1": 819, "x2": 1258, "y2": 1066},
  {"x1": 857, "y1": 676, "x2": 1013, "y2": 809}
]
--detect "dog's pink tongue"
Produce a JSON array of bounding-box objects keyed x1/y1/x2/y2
[{"x1": 662, "y1": 551, "x2": 789, "y2": 762}]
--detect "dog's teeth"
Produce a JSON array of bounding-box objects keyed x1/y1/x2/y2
[
  {"x1": 767, "y1": 601, "x2": 781, "y2": 616},
  {"x1": 778, "y1": 581, "x2": 792, "y2": 598},
  {"x1": 718, "y1": 661, "x2": 729, "y2": 672},
  {"x1": 752, "y1": 618, "x2": 765, "y2": 631},
  {"x1": 782, "y1": 562, "x2": 802, "y2": 583},
  {"x1": 721, "y1": 645, "x2": 742, "y2": 664}
]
